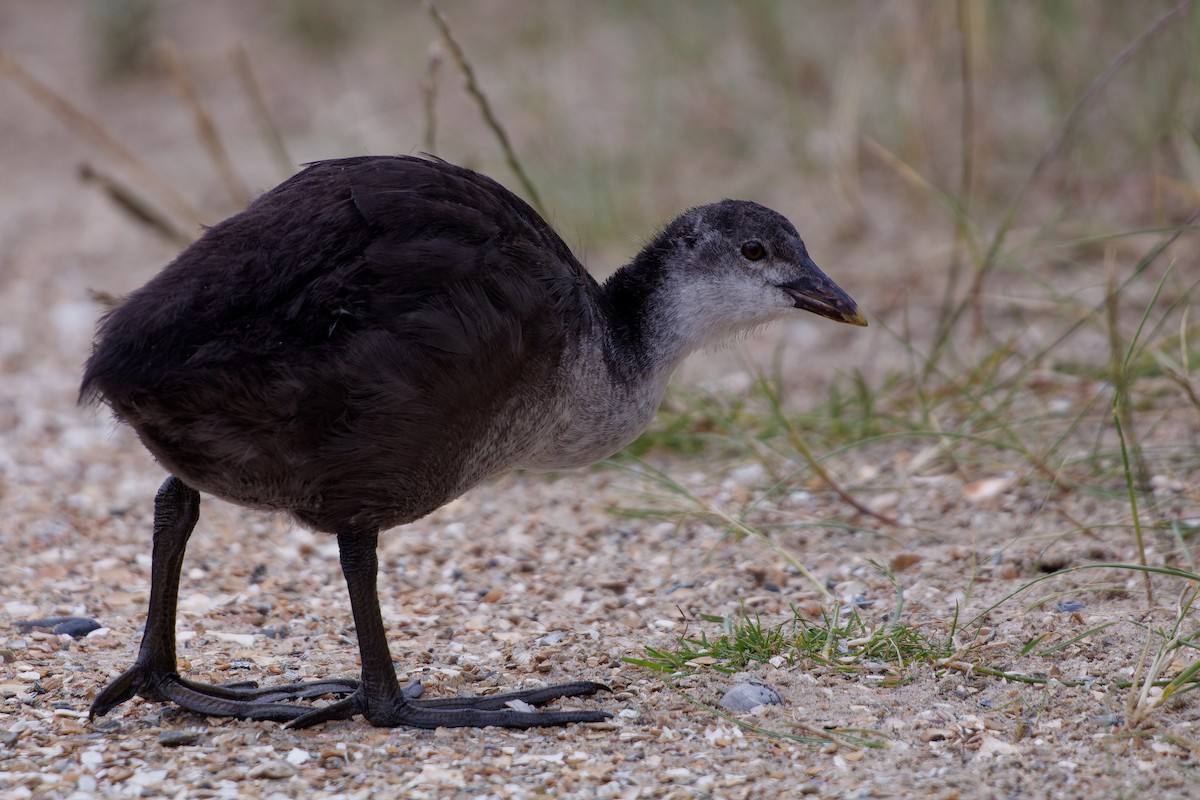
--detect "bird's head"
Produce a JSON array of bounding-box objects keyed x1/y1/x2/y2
[{"x1": 647, "y1": 200, "x2": 866, "y2": 337}]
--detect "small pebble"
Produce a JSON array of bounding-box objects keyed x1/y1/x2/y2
[
  {"x1": 212, "y1": 632, "x2": 256, "y2": 647},
  {"x1": 4, "y1": 602, "x2": 38, "y2": 617},
  {"x1": 719, "y1": 681, "x2": 783, "y2": 712},
  {"x1": 964, "y1": 475, "x2": 1013, "y2": 502},
  {"x1": 505, "y1": 699, "x2": 537, "y2": 713},
  {"x1": 890, "y1": 553, "x2": 922, "y2": 572},
  {"x1": 286, "y1": 748, "x2": 311, "y2": 766},
  {"x1": 158, "y1": 730, "x2": 203, "y2": 747},
  {"x1": 729, "y1": 462, "x2": 765, "y2": 484},
  {"x1": 14, "y1": 617, "x2": 101, "y2": 639},
  {"x1": 663, "y1": 766, "x2": 694, "y2": 782},
  {"x1": 247, "y1": 760, "x2": 296, "y2": 780}
]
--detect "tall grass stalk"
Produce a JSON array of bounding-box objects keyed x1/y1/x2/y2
[
  {"x1": 1114, "y1": 412, "x2": 1154, "y2": 606},
  {"x1": 928, "y1": 1, "x2": 1193, "y2": 370},
  {"x1": 425, "y1": 0, "x2": 546, "y2": 217},
  {"x1": 230, "y1": 43, "x2": 293, "y2": 181},
  {"x1": 0, "y1": 47, "x2": 204, "y2": 227},
  {"x1": 158, "y1": 42, "x2": 250, "y2": 208},
  {"x1": 749, "y1": 365, "x2": 897, "y2": 527}
]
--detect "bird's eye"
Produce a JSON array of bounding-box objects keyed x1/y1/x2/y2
[{"x1": 740, "y1": 241, "x2": 766, "y2": 261}]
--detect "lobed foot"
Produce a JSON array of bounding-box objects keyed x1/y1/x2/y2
[
  {"x1": 93, "y1": 481, "x2": 611, "y2": 731},
  {"x1": 91, "y1": 661, "x2": 609, "y2": 730},
  {"x1": 286, "y1": 680, "x2": 613, "y2": 730},
  {"x1": 90, "y1": 662, "x2": 361, "y2": 723}
]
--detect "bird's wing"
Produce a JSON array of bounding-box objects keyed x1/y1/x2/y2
[
  {"x1": 85, "y1": 156, "x2": 595, "y2": 403},
  {"x1": 334, "y1": 156, "x2": 595, "y2": 403},
  {"x1": 80, "y1": 156, "x2": 596, "y2": 526}
]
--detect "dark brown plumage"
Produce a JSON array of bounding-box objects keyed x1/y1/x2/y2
[{"x1": 83, "y1": 155, "x2": 865, "y2": 730}]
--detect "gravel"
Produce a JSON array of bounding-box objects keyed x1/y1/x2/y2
[{"x1": 2, "y1": 4, "x2": 1197, "y2": 797}]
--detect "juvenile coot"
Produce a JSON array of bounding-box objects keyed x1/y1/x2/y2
[{"x1": 82, "y1": 155, "x2": 866, "y2": 730}]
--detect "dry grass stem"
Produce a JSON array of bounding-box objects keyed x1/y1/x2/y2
[
  {"x1": 230, "y1": 43, "x2": 293, "y2": 180},
  {"x1": 0, "y1": 47, "x2": 204, "y2": 227},
  {"x1": 158, "y1": 41, "x2": 251, "y2": 208},
  {"x1": 425, "y1": 0, "x2": 546, "y2": 218},
  {"x1": 78, "y1": 161, "x2": 191, "y2": 246},
  {"x1": 420, "y1": 41, "x2": 443, "y2": 155}
]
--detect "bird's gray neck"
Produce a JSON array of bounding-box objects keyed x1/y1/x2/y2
[
  {"x1": 598, "y1": 243, "x2": 701, "y2": 385},
  {"x1": 515, "y1": 250, "x2": 695, "y2": 471}
]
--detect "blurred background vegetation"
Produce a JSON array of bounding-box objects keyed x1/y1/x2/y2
[
  {"x1": 16, "y1": 1, "x2": 1199, "y2": 247},
  {"x1": 3, "y1": 0, "x2": 1196, "y2": 493}
]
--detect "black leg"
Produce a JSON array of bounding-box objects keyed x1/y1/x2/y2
[
  {"x1": 283, "y1": 530, "x2": 612, "y2": 730},
  {"x1": 91, "y1": 476, "x2": 200, "y2": 717},
  {"x1": 90, "y1": 477, "x2": 353, "y2": 722},
  {"x1": 91, "y1": 485, "x2": 609, "y2": 728}
]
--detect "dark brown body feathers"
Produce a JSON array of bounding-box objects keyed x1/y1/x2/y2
[{"x1": 83, "y1": 156, "x2": 598, "y2": 532}]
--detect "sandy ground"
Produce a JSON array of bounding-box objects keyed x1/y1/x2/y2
[{"x1": 2, "y1": 3, "x2": 1199, "y2": 798}]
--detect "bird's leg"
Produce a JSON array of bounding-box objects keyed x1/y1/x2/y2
[
  {"x1": 92, "y1": 485, "x2": 606, "y2": 728},
  {"x1": 90, "y1": 477, "x2": 355, "y2": 723},
  {"x1": 91, "y1": 476, "x2": 200, "y2": 717},
  {"x1": 284, "y1": 530, "x2": 612, "y2": 730}
]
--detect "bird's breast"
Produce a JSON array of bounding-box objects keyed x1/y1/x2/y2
[{"x1": 516, "y1": 346, "x2": 669, "y2": 471}]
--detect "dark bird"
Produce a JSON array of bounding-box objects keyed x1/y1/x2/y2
[{"x1": 82, "y1": 155, "x2": 866, "y2": 730}]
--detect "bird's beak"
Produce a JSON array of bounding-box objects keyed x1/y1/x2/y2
[{"x1": 777, "y1": 259, "x2": 867, "y2": 327}]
